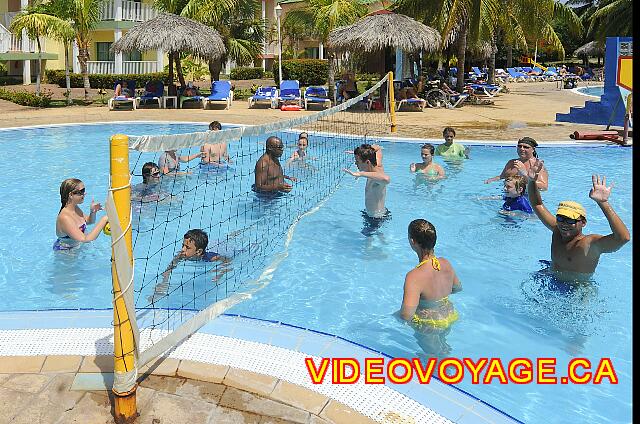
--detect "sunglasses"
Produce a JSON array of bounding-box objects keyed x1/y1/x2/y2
[
  {"x1": 517, "y1": 144, "x2": 532, "y2": 149},
  {"x1": 72, "y1": 188, "x2": 86, "y2": 196},
  {"x1": 556, "y1": 215, "x2": 579, "y2": 225},
  {"x1": 151, "y1": 171, "x2": 160, "y2": 177}
]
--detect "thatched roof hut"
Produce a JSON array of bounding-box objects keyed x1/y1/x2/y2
[
  {"x1": 574, "y1": 40, "x2": 605, "y2": 58},
  {"x1": 327, "y1": 10, "x2": 441, "y2": 54},
  {"x1": 111, "y1": 13, "x2": 225, "y2": 61}
]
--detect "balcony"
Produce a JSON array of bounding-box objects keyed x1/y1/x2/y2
[
  {"x1": 100, "y1": 1, "x2": 158, "y2": 22},
  {"x1": 0, "y1": 31, "x2": 42, "y2": 54},
  {"x1": 87, "y1": 60, "x2": 159, "y2": 74}
]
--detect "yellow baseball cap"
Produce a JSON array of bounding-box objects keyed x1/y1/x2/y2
[{"x1": 556, "y1": 201, "x2": 586, "y2": 220}]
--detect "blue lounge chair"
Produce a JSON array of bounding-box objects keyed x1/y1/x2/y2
[
  {"x1": 202, "y1": 80, "x2": 233, "y2": 109},
  {"x1": 304, "y1": 86, "x2": 331, "y2": 109},
  {"x1": 471, "y1": 66, "x2": 487, "y2": 80},
  {"x1": 109, "y1": 80, "x2": 137, "y2": 110},
  {"x1": 248, "y1": 86, "x2": 277, "y2": 108},
  {"x1": 276, "y1": 80, "x2": 302, "y2": 108},
  {"x1": 506, "y1": 68, "x2": 527, "y2": 82},
  {"x1": 397, "y1": 97, "x2": 426, "y2": 111},
  {"x1": 467, "y1": 83, "x2": 502, "y2": 97},
  {"x1": 136, "y1": 81, "x2": 164, "y2": 108},
  {"x1": 544, "y1": 66, "x2": 558, "y2": 80}
]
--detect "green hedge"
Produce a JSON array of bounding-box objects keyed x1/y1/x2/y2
[
  {"x1": 44, "y1": 69, "x2": 170, "y2": 89},
  {"x1": 230, "y1": 67, "x2": 264, "y2": 80},
  {"x1": 273, "y1": 59, "x2": 328, "y2": 85},
  {"x1": 0, "y1": 76, "x2": 23, "y2": 85},
  {"x1": 0, "y1": 88, "x2": 52, "y2": 107}
]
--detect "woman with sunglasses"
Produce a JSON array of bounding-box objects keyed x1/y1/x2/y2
[
  {"x1": 484, "y1": 137, "x2": 549, "y2": 191},
  {"x1": 54, "y1": 178, "x2": 108, "y2": 251}
]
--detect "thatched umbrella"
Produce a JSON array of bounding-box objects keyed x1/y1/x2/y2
[
  {"x1": 111, "y1": 13, "x2": 225, "y2": 91},
  {"x1": 574, "y1": 40, "x2": 605, "y2": 58},
  {"x1": 327, "y1": 10, "x2": 441, "y2": 54}
]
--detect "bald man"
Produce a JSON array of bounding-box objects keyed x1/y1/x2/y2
[{"x1": 254, "y1": 136, "x2": 297, "y2": 192}]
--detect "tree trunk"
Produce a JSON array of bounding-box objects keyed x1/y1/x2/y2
[
  {"x1": 507, "y1": 46, "x2": 513, "y2": 68},
  {"x1": 168, "y1": 52, "x2": 175, "y2": 95},
  {"x1": 327, "y1": 51, "x2": 335, "y2": 104},
  {"x1": 456, "y1": 24, "x2": 468, "y2": 93},
  {"x1": 36, "y1": 38, "x2": 42, "y2": 96},
  {"x1": 174, "y1": 54, "x2": 186, "y2": 87},
  {"x1": 208, "y1": 58, "x2": 223, "y2": 82},
  {"x1": 64, "y1": 41, "x2": 72, "y2": 105},
  {"x1": 488, "y1": 39, "x2": 497, "y2": 85},
  {"x1": 77, "y1": 42, "x2": 91, "y2": 101}
]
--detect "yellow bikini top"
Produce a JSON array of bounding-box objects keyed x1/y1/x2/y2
[{"x1": 416, "y1": 256, "x2": 441, "y2": 271}]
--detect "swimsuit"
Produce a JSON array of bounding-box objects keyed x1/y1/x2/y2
[
  {"x1": 361, "y1": 209, "x2": 391, "y2": 236},
  {"x1": 158, "y1": 153, "x2": 179, "y2": 172},
  {"x1": 426, "y1": 168, "x2": 439, "y2": 177},
  {"x1": 411, "y1": 256, "x2": 459, "y2": 330},
  {"x1": 53, "y1": 222, "x2": 86, "y2": 251},
  {"x1": 502, "y1": 195, "x2": 533, "y2": 213}
]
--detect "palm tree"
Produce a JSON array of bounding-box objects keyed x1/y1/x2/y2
[
  {"x1": 10, "y1": 7, "x2": 74, "y2": 97},
  {"x1": 51, "y1": 0, "x2": 104, "y2": 100},
  {"x1": 585, "y1": 0, "x2": 632, "y2": 40},
  {"x1": 281, "y1": 0, "x2": 369, "y2": 100}
]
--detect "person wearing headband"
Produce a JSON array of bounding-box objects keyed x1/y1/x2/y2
[
  {"x1": 521, "y1": 161, "x2": 629, "y2": 277},
  {"x1": 485, "y1": 136, "x2": 548, "y2": 191}
]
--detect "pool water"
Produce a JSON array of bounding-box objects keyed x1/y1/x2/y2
[
  {"x1": 0, "y1": 124, "x2": 632, "y2": 424},
  {"x1": 577, "y1": 86, "x2": 604, "y2": 97}
]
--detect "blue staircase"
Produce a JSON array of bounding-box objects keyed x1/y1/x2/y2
[{"x1": 556, "y1": 37, "x2": 631, "y2": 127}]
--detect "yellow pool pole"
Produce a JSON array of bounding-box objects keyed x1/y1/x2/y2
[
  {"x1": 388, "y1": 71, "x2": 397, "y2": 133},
  {"x1": 109, "y1": 134, "x2": 137, "y2": 421}
]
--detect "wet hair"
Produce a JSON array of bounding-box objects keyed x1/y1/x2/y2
[
  {"x1": 184, "y1": 229, "x2": 208, "y2": 252},
  {"x1": 209, "y1": 121, "x2": 222, "y2": 131},
  {"x1": 141, "y1": 162, "x2": 158, "y2": 184},
  {"x1": 298, "y1": 132, "x2": 308, "y2": 139},
  {"x1": 59, "y1": 178, "x2": 82, "y2": 212},
  {"x1": 354, "y1": 143, "x2": 377, "y2": 166},
  {"x1": 505, "y1": 175, "x2": 527, "y2": 195},
  {"x1": 421, "y1": 143, "x2": 435, "y2": 155},
  {"x1": 408, "y1": 219, "x2": 437, "y2": 251},
  {"x1": 518, "y1": 137, "x2": 538, "y2": 157},
  {"x1": 442, "y1": 127, "x2": 456, "y2": 136}
]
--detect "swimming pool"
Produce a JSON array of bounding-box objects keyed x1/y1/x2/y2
[
  {"x1": 576, "y1": 85, "x2": 604, "y2": 97},
  {"x1": 0, "y1": 123, "x2": 632, "y2": 424}
]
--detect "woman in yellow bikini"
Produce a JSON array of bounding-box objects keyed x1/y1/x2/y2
[{"x1": 400, "y1": 219, "x2": 462, "y2": 331}]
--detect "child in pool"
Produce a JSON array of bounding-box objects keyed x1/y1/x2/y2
[
  {"x1": 399, "y1": 219, "x2": 462, "y2": 329},
  {"x1": 502, "y1": 175, "x2": 533, "y2": 213},
  {"x1": 410, "y1": 143, "x2": 445, "y2": 179},
  {"x1": 150, "y1": 229, "x2": 231, "y2": 302},
  {"x1": 285, "y1": 134, "x2": 317, "y2": 166}
]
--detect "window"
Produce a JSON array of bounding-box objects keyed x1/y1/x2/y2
[
  {"x1": 124, "y1": 50, "x2": 142, "y2": 61},
  {"x1": 96, "y1": 42, "x2": 114, "y2": 61},
  {"x1": 304, "y1": 47, "x2": 319, "y2": 59}
]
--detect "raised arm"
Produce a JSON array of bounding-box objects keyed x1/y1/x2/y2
[
  {"x1": 84, "y1": 199, "x2": 103, "y2": 224},
  {"x1": 589, "y1": 175, "x2": 631, "y2": 253},
  {"x1": 485, "y1": 160, "x2": 512, "y2": 184},
  {"x1": 180, "y1": 152, "x2": 204, "y2": 162},
  {"x1": 343, "y1": 168, "x2": 390, "y2": 184},
  {"x1": 521, "y1": 160, "x2": 556, "y2": 231}
]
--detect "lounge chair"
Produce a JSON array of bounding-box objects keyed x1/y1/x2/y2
[
  {"x1": 467, "y1": 83, "x2": 502, "y2": 97},
  {"x1": 471, "y1": 66, "x2": 487, "y2": 80},
  {"x1": 202, "y1": 80, "x2": 233, "y2": 109},
  {"x1": 136, "y1": 81, "x2": 164, "y2": 108},
  {"x1": 179, "y1": 83, "x2": 205, "y2": 108},
  {"x1": 109, "y1": 80, "x2": 137, "y2": 110},
  {"x1": 397, "y1": 97, "x2": 426, "y2": 111},
  {"x1": 495, "y1": 68, "x2": 512, "y2": 83},
  {"x1": 506, "y1": 68, "x2": 527, "y2": 82},
  {"x1": 248, "y1": 86, "x2": 277, "y2": 108},
  {"x1": 334, "y1": 80, "x2": 371, "y2": 109},
  {"x1": 276, "y1": 80, "x2": 302, "y2": 108},
  {"x1": 304, "y1": 86, "x2": 331, "y2": 109}
]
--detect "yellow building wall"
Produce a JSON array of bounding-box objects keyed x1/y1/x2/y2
[{"x1": 44, "y1": 38, "x2": 67, "y2": 69}]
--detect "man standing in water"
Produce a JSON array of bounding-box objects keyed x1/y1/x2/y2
[
  {"x1": 523, "y1": 160, "x2": 630, "y2": 277},
  {"x1": 343, "y1": 144, "x2": 391, "y2": 236},
  {"x1": 254, "y1": 136, "x2": 297, "y2": 192}
]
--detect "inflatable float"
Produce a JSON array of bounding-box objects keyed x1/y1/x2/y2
[
  {"x1": 569, "y1": 130, "x2": 628, "y2": 145},
  {"x1": 280, "y1": 104, "x2": 303, "y2": 111}
]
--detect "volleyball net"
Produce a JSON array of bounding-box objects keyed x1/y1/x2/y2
[{"x1": 105, "y1": 72, "x2": 394, "y2": 410}]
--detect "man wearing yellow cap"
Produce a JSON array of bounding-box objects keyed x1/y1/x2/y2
[{"x1": 522, "y1": 160, "x2": 630, "y2": 276}]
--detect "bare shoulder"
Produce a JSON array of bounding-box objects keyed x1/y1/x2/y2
[{"x1": 437, "y1": 257, "x2": 456, "y2": 272}]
